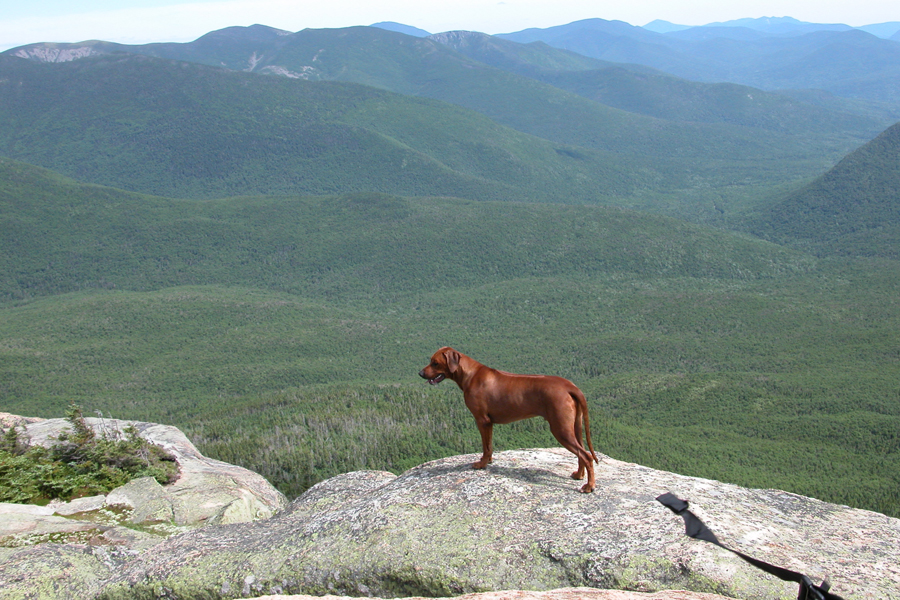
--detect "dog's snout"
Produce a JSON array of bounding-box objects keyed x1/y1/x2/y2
[{"x1": 418, "y1": 368, "x2": 427, "y2": 378}]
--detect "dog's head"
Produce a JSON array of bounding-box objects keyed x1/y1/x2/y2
[{"x1": 419, "y1": 347, "x2": 461, "y2": 385}]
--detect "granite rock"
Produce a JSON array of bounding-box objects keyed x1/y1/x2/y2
[{"x1": 96, "y1": 449, "x2": 899, "y2": 600}]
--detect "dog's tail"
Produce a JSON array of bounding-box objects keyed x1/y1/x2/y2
[{"x1": 573, "y1": 389, "x2": 599, "y2": 464}]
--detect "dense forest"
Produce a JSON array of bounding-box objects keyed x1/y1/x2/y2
[{"x1": 2, "y1": 158, "x2": 898, "y2": 515}]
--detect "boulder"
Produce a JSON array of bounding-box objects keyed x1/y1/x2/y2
[
  {"x1": 0, "y1": 412, "x2": 43, "y2": 428},
  {"x1": 105, "y1": 477, "x2": 175, "y2": 524},
  {"x1": 0, "y1": 415, "x2": 288, "y2": 557},
  {"x1": 49, "y1": 495, "x2": 107, "y2": 516},
  {"x1": 0, "y1": 502, "x2": 99, "y2": 545},
  {"x1": 21, "y1": 416, "x2": 288, "y2": 527},
  {"x1": 93, "y1": 449, "x2": 899, "y2": 600}
]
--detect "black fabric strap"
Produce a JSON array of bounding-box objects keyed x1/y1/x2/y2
[{"x1": 656, "y1": 492, "x2": 845, "y2": 600}]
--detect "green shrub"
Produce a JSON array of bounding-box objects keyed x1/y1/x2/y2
[{"x1": 0, "y1": 405, "x2": 178, "y2": 505}]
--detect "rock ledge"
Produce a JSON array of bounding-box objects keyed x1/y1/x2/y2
[
  {"x1": 96, "y1": 448, "x2": 898, "y2": 600},
  {"x1": 2, "y1": 421, "x2": 897, "y2": 600},
  {"x1": 1, "y1": 414, "x2": 287, "y2": 551}
]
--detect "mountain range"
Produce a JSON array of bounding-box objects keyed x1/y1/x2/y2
[
  {"x1": 643, "y1": 16, "x2": 900, "y2": 39},
  {"x1": 0, "y1": 52, "x2": 650, "y2": 203},
  {"x1": 496, "y1": 18, "x2": 900, "y2": 106},
  {"x1": 1, "y1": 17, "x2": 898, "y2": 256},
  {"x1": 1, "y1": 22, "x2": 894, "y2": 223},
  {"x1": 10, "y1": 17, "x2": 900, "y2": 112}
]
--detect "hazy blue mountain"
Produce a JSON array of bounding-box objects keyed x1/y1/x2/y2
[
  {"x1": 642, "y1": 20, "x2": 690, "y2": 33},
  {"x1": 497, "y1": 18, "x2": 667, "y2": 63},
  {"x1": 702, "y1": 16, "x2": 852, "y2": 34},
  {"x1": 649, "y1": 16, "x2": 899, "y2": 38},
  {"x1": 663, "y1": 26, "x2": 767, "y2": 42},
  {"x1": 497, "y1": 19, "x2": 900, "y2": 107},
  {"x1": 370, "y1": 22, "x2": 431, "y2": 37},
  {"x1": 432, "y1": 29, "x2": 884, "y2": 134},
  {"x1": 857, "y1": 22, "x2": 900, "y2": 39},
  {"x1": 427, "y1": 30, "x2": 617, "y2": 74}
]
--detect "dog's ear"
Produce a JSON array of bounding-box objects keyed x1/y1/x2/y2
[{"x1": 444, "y1": 349, "x2": 460, "y2": 374}]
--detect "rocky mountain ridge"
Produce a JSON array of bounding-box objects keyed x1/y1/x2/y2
[{"x1": 1, "y1": 416, "x2": 898, "y2": 599}]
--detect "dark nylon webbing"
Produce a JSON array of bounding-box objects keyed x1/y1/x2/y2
[{"x1": 656, "y1": 493, "x2": 845, "y2": 600}]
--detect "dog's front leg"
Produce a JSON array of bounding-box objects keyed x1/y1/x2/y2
[{"x1": 474, "y1": 419, "x2": 493, "y2": 469}]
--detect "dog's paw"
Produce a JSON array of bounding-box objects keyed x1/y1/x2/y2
[
  {"x1": 571, "y1": 469, "x2": 585, "y2": 480},
  {"x1": 579, "y1": 483, "x2": 594, "y2": 493},
  {"x1": 472, "y1": 459, "x2": 490, "y2": 469}
]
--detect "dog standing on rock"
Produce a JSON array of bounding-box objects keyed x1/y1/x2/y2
[{"x1": 419, "y1": 347, "x2": 599, "y2": 493}]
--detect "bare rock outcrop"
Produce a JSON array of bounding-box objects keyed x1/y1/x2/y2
[
  {"x1": 11, "y1": 45, "x2": 101, "y2": 63},
  {"x1": 0, "y1": 415, "x2": 289, "y2": 598},
  {"x1": 92, "y1": 448, "x2": 899, "y2": 600},
  {"x1": 1, "y1": 415, "x2": 287, "y2": 558},
  {"x1": 23, "y1": 416, "x2": 288, "y2": 527},
  {"x1": 2, "y1": 420, "x2": 898, "y2": 600}
]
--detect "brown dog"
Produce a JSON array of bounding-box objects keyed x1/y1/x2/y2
[{"x1": 419, "y1": 347, "x2": 598, "y2": 493}]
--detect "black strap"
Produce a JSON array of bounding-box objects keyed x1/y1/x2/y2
[{"x1": 656, "y1": 493, "x2": 845, "y2": 600}]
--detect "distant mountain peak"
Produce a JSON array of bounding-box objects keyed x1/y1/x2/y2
[
  {"x1": 707, "y1": 16, "x2": 803, "y2": 27},
  {"x1": 428, "y1": 30, "x2": 493, "y2": 46},
  {"x1": 642, "y1": 19, "x2": 691, "y2": 33},
  {"x1": 703, "y1": 16, "x2": 852, "y2": 34},
  {"x1": 369, "y1": 22, "x2": 431, "y2": 37}
]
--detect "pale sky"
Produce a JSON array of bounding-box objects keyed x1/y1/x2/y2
[{"x1": 1, "y1": 0, "x2": 898, "y2": 51}]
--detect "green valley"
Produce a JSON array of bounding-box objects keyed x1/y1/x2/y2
[{"x1": 1, "y1": 158, "x2": 898, "y2": 515}]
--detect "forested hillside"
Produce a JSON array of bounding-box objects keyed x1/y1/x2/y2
[
  {"x1": 0, "y1": 157, "x2": 811, "y2": 303},
  {"x1": 0, "y1": 55, "x2": 648, "y2": 202},
  {"x1": 751, "y1": 121, "x2": 900, "y2": 257},
  {"x1": 4, "y1": 26, "x2": 887, "y2": 201},
  {"x1": 2, "y1": 158, "x2": 898, "y2": 516}
]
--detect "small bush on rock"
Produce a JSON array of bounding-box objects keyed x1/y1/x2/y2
[{"x1": 0, "y1": 405, "x2": 179, "y2": 504}]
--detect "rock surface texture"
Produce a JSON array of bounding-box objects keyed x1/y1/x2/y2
[
  {"x1": 91, "y1": 448, "x2": 898, "y2": 600},
  {"x1": 2, "y1": 433, "x2": 898, "y2": 600},
  {"x1": 0, "y1": 414, "x2": 288, "y2": 598},
  {"x1": 250, "y1": 589, "x2": 736, "y2": 600}
]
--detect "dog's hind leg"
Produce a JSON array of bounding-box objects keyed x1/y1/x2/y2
[
  {"x1": 571, "y1": 411, "x2": 587, "y2": 480},
  {"x1": 547, "y1": 411, "x2": 596, "y2": 493}
]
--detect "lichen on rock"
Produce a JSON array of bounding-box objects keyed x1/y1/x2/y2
[
  {"x1": 2, "y1": 415, "x2": 898, "y2": 600},
  {"x1": 97, "y1": 449, "x2": 900, "y2": 600}
]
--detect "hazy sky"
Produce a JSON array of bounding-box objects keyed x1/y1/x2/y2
[{"x1": 2, "y1": 0, "x2": 898, "y2": 51}]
